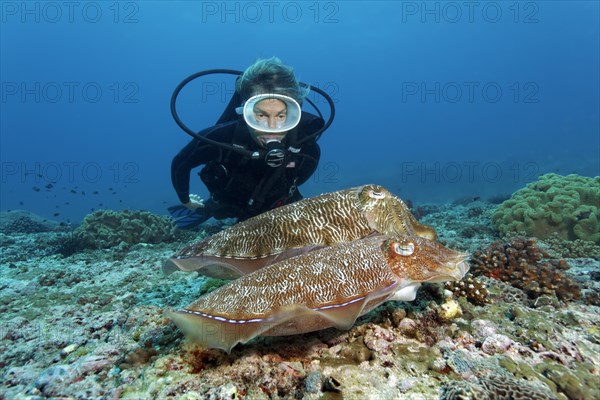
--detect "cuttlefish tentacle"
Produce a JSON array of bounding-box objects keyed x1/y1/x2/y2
[
  {"x1": 164, "y1": 184, "x2": 437, "y2": 278},
  {"x1": 167, "y1": 234, "x2": 469, "y2": 353}
]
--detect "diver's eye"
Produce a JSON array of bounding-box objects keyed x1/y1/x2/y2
[
  {"x1": 368, "y1": 190, "x2": 386, "y2": 199},
  {"x1": 277, "y1": 114, "x2": 287, "y2": 120},
  {"x1": 394, "y1": 242, "x2": 415, "y2": 256}
]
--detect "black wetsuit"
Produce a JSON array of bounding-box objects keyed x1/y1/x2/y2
[{"x1": 171, "y1": 112, "x2": 323, "y2": 222}]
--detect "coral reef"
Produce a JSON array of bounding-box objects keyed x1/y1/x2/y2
[
  {"x1": 418, "y1": 201, "x2": 498, "y2": 254},
  {"x1": 0, "y1": 210, "x2": 62, "y2": 234},
  {"x1": 542, "y1": 232, "x2": 600, "y2": 260},
  {"x1": 74, "y1": 210, "x2": 176, "y2": 249},
  {"x1": 492, "y1": 173, "x2": 600, "y2": 243},
  {"x1": 1, "y1": 201, "x2": 598, "y2": 399},
  {"x1": 445, "y1": 273, "x2": 492, "y2": 306},
  {"x1": 470, "y1": 236, "x2": 581, "y2": 301},
  {"x1": 407, "y1": 201, "x2": 440, "y2": 220}
]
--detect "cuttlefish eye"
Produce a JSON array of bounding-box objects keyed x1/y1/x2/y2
[
  {"x1": 394, "y1": 241, "x2": 415, "y2": 256},
  {"x1": 368, "y1": 190, "x2": 386, "y2": 199}
]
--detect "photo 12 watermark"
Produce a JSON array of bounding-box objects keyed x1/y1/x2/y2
[
  {"x1": 200, "y1": 1, "x2": 340, "y2": 24},
  {"x1": 399, "y1": 161, "x2": 540, "y2": 185},
  {"x1": 400, "y1": 1, "x2": 539, "y2": 24},
  {"x1": 1, "y1": 1, "x2": 140, "y2": 24},
  {"x1": 1, "y1": 161, "x2": 140, "y2": 185},
  {"x1": 1, "y1": 81, "x2": 140, "y2": 104},
  {"x1": 312, "y1": 161, "x2": 340, "y2": 184},
  {"x1": 1, "y1": 320, "x2": 81, "y2": 346},
  {"x1": 400, "y1": 81, "x2": 540, "y2": 104},
  {"x1": 0, "y1": 319, "x2": 131, "y2": 347}
]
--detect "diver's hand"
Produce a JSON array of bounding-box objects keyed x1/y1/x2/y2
[{"x1": 183, "y1": 194, "x2": 205, "y2": 210}]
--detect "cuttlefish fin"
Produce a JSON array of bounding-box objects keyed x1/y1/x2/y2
[
  {"x1": 163, "y1": 245, "x2": 330, "y2": 279},
  {"x1": 167, "y1": 296, "x2": 375, "y2": 353},
  {"x1": 162, "y1": 257, "x2": 247, "y2": 279}
]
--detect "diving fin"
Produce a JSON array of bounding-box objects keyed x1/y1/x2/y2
[{"x1": 167, "y1": 205, "x2": 211, "y2": 229}]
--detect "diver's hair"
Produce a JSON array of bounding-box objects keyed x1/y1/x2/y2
[{"x1": 236, "y1": 57, "x2": 309, "y2": 103}]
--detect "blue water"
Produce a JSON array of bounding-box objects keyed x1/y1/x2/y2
[{"x1": 1, "y1": 1, "x2": 599, "y2": 224}]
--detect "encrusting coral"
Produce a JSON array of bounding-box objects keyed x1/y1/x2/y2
[
  {"x1": 492, "y1": 173, "x2": 600, "y2": 243},
  {"x1": 470, "y1": 237, "x2": 581, "y2": 301},
  {"x1": 542, "y1": 232, "x2": 600, "y2": 260},
  {"x1": 440, "y1": 374, "x2": 557, "y2": 400},
  {"x1": 74, "y1": 210, "x2": 176, "y2": 249}
]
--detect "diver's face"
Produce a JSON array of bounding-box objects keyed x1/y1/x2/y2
[{"x1": 251, "y1": 98, "x2": 287, "y2": 146}]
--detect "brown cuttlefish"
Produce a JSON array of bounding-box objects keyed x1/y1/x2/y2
[
  {"x1": 163, "y1": 184, "x2": 437, "y2": 279},
  {"x1": 168, "y1": 234, "x2": 469, "y2": 353}
]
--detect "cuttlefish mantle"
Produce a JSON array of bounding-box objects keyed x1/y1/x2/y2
[
  {"x1": 168, "y1": 234, "x2": 469, "y2": 353},
  {"x1": 164, "y1": 184, "x2": 437, "y2": 279}
]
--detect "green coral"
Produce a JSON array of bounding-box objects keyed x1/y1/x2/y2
[
  {"x1": 75, "y1": 210, "x2": 176, "y2": 249},
  {"x1": 492, "y1": 173, "x2": 600, "y2": 243}
]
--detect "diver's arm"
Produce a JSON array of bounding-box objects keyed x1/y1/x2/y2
[
  {"x1": 171, "y1": 140, "x2": 208, "y2": 204},
  {"x1": 171, "y1": 125, "x2": 233, "y2": 204}
]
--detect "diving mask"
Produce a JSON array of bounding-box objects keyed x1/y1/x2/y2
[{"x1": 239, "y1": 94, "x2": 301, "y2": 134}]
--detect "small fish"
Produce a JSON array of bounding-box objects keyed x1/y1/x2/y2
[
  {"x1": 168, "y1": 235, "x2": 469, "y2": 353},
  {"x1": 32, "y1": 186, "x2": 41, "y2": 192},
  {"x1": 70, "y1": 190, "x2": 77, "y2": 194},
  {"x1": 45, "y1": 183, "x2": 54, "y2": 189},
  {"x1": 53, "y1": 212, "x2": 60, "y2": 217},
  {"x1": 93, "y1": 191, "x2": 99, "y2": 195},
  {"x1": 19, "y1": 201, "x2": 23, "y2": 206}
]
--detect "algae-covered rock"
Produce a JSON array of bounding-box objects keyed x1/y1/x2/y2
[
  {"x1": 535, "y1": 362, "x2": 600, "y2": 400},
  {"x1": 74, "y1": 210, "x2": 176, "y2": 249},
  {"x1": 492, "y1": 173, "x2": 600, "y2": 243}
]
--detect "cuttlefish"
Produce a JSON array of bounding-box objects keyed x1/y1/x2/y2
[
  {"x1": 168, "y1": 234, "x2": 469, "y2": 353},
  {"x1": 164, "y1": 184, "x2": 437, "y2": 279}
]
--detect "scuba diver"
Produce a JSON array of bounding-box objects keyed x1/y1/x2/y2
[{"x1": 168, "y1": 57, "x2": 335, "y2": 229}]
